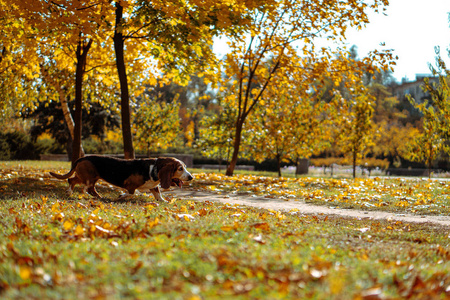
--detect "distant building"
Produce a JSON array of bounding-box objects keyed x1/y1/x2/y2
[{"x1": 390, "y1": 74, "x2": 439, "y2": 103}]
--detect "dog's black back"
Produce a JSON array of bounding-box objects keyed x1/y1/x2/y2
[{"x1": 77, "y1": 156, "x2": 155, "y2": 188}]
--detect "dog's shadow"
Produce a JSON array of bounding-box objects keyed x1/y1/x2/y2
[
  {"x1": 0, "y1": 177, "x2": 62, "y2": 200},
  {"x1": 99, "y1": 196, "x2": 154, "y2": 206},
  {"x1": 1, "y1": 176, "x2": 172, "y2": 208}
]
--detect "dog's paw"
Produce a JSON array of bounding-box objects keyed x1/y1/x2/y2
[
  {"x1": 65, "y1": 188, "x2": 73, "y2": 197},
  {"x1": 155, "y1": 197, "x2": 169, "y2": 203},
  {"x1": 118, "y1": 193, "x2": 131, "y2": 200}
]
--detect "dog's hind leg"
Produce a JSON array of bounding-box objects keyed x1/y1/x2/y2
[
  {"x1": 67, "y1": 176, "x2": 82, "y2": 196},
  {"x1": 86, "y1": 180, "x2": 102, "y2": 198}
]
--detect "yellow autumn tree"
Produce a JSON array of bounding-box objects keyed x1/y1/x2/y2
[
  {"x1": 335, "y1": 82, "x2": 376, "y2": 178},
  {"x1": 405, "y1": 56, "x2": 450, "y2": 175},
  {"x1": 110, "y1": 0, "x2": 270, "y2": 158},
  {"x1": 0, "y1": 0, "x2": 41, "y2": 121},
  {"x1": 133, "y1": 95, "x2": 181, "y2": 156},
  {"x1": 6, "y1": 0, "x2": 116, "y2": 164},
  {"x1": 220, "y1": 0, "x2": 394, "y2": 176},
  {"x1": 244, "y1": 68, "x2": 332, "y2": 176}
]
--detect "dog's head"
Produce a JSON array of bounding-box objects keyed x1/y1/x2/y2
[{"x1": 155, "y1": 157, "x2": 194, "y2": 189}]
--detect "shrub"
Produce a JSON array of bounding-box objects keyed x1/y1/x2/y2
[{"x1": 0, "y1": 132, "x2": 40, "y2": 160}]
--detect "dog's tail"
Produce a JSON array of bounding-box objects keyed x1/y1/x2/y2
[{"x1": 49, "y1": 166, "x2": 76, "y2": 180}]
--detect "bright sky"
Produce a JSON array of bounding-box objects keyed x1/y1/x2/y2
[
  {"x1": 214, "y1": 1, "x2": 450, "y2": 83},
  {"x1": 344, "y1": 0, "x2": 450, "y2": 82}
]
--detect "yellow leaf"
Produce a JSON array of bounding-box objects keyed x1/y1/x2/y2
[
  {"x1": 147, "y1": 218, "x2": 159, "y2": 229},
  {"x1": 52, "y1": 212, "x2": 65, "y2": 222},
  {"x1": 329, "y1": 273, "x2": 345, "y2": 294},
  {"x1": 252, "y1": 222, "x2": 270, "y2": 231},
  {"x1": 145, "y1": 204, "x2": 156, "y2": 211},
  {"x1": 51, "y1": 202, "x2": 60, "y2": 212},
  {"x1": 75, "y1": 225, "x2": 84, "y2": 235},
  {"x1": 19, "y1": 266, "x2": 31, "y2": 280},
  {"x1": 40, "y1": 196, "x2": 48, "y2": 205},
  {"x1": 221, "y1": 225, "x2": 233, "y2": 232},
  {"x1": 63, "y1": 220, "x2": 74, "y2": 230}
]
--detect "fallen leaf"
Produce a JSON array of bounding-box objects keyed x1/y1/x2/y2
[
  {"x1": 251, "y1": 222, "x2": 271, "y2": 232},
  {"x1": 360, "y1": 286, "x2": 383, "y2": 300},
  {"x1": 253, "y1": 234, "x2": 265, "y2": 244},
  {"x1": 63, "y1": 220, "x2": 74, "y2": 231},
  {"x1": 221, "y1": 225, "x2": 234, "y2": 232},
  {"x1": 75, "y1": 225, "x2": 84, "y2": 235},
  {"x1": 19, "y1": 266, "x2": 31, "y2": 280},
  {"x1": 175, "y1": 214, "x2": 195, "y2": 221}
]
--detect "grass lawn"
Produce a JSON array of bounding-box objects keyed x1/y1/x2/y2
[{"x1": 0, "y1": 161, "x2": 449, "y2": 299}]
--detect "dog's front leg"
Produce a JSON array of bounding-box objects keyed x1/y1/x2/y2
[
  {"x1": 150, "y1": 187, "x2": 168, "y2": 203},
  {"x1": 118, "y1": 193, "x2": 132, "y2": 200}
]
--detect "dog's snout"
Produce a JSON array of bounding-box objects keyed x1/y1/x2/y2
[{"x1": 187, "y1": 173, "x2": 194, "y2": 181}]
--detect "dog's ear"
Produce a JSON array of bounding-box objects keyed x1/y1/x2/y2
[{"x1": 157, "y1": 158, "x2": 177, "y2": 189}]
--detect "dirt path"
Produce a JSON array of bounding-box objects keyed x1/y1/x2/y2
[{"x1": 168, "y1": 189, "x2": 450, "y2": 227}]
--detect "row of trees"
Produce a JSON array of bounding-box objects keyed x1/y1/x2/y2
[
  {"x1": 1, "y1": 0, "x2": 252, "y2": 164},
  {"x1": 2, "y1": 0, "x2": 449, "y2": 177}
]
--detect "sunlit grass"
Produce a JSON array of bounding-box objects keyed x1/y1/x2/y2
[
  {"x1": 0, "y1": 161, "x2": 449, "y2": 299},
  {"x1": 191, "y1": 172, "x2": 450, "y2": 215}
]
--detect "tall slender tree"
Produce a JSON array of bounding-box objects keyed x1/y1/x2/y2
[
  {"x1": 113, "y1": 1, "x2": 134, "y2": 158},
  {"x1": 72, "y1": 38, "x2": 93, "y2": 163}
]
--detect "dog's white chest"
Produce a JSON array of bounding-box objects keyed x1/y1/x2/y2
[{"x1": 136, "y1": 165, "x2": 159, "y2": 191}]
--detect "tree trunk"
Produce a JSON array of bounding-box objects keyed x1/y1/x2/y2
[
  {"x1": 61, "y1": 94, "x2": 85, "y2": 157},
  {"x1": 276, "y1": 154, "x2": 282, "y2": 177},
  {"x1": 66, "y1": 134, "x2": 73, "y2": 162},
  {"x1": 427, "y1": 142, "x2": 432, "y2": 178},
  {"x1": 352, "y1": 149, "x2": 357, "y2": 179},
  {"x1": 40, "y1": 65, "x2": 85, "y2": 157},
  {"x1": 226, "y1": 119, "x2": 244, "y2": 176},
  {"x1": 0, "y1": 46, "x2": 5, "y2": 64},
  {"x1": 114, "y1": 2, "x2": 135, "y2": 159},
  {"x1": 296, "y1": 158, "x2": 309, "y2": 175},
  {"x1": 71, "y1": 39, "x2": 92, "y2": 166}
]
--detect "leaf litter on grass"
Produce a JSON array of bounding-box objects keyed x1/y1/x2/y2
[
  {"x1": 1, "y1": 194, "x2": 450, "y2": 299},
  {"x1": 192, "y1": 173, "x2": 450, "y2": 215},
  {"x1": 1, "y1": 162, "x2": 450, "y2": 298}
]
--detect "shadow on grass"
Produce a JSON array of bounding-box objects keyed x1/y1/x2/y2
[
  {"x1": 0, "y1": 177, "x2": 155, "y2": 205},
  {"x1": 0, "y1": 177, "x2": 64, "y2": 200}
]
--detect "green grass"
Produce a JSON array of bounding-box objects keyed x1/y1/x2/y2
[{"x1": 0, "y1": 161, "x2": 450, "y2": 299}]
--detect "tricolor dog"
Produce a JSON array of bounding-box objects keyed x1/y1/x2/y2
[{"x1": 49, "y1": 155, "x2": 194, "y2": 202}]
